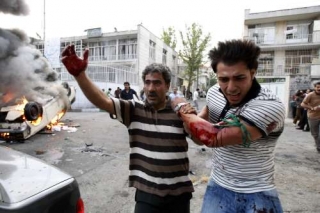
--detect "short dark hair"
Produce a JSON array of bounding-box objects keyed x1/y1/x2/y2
[
  {"x1": 314, "y1": 81, "x2": 320, "y2": 87},
  {"x1": 124, "y1": 82, "x2": 130, "y2": 86},
  {"x1": 208, "y1": 39, "x2": 260, "y2": 73},
  {"x1": 142, "y1": 63, "x2": 171, "y2": 84}
]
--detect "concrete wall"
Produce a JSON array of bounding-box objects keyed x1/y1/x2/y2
[
  {"x1": 273, "y1": 50, "x2": 285, "y2": 75},
  {"x1": 137, "y1": 25, "x2": 178, "y2": 90}
]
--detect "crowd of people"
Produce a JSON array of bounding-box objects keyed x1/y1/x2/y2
[
  {"x1": 291, "y1": 84, "x2": 320, "y2": 152},
  {"x1": 291, "y1": 89, "x2": 312, "y2": 131},
  {"x1": 59, "y1": 39, "x2": 320, "y2": 213},
  {"x1": 102, "y1": 82, "x2": 140, "y2": 100}
]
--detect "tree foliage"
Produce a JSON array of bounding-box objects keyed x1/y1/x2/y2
[
  {"x1": 208, "y1": 71, "x2": 217, "y2": 90},
  {"x1": 161, "y1": 27, "x2": 177, "y2": 49},
  {"x1": 179, "y1": 23, "x2": 210, "y2": 93}
]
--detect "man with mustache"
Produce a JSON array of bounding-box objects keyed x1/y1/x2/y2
[
  {"x1": 61, "y1": 44, "x2": 194, "y2": 213},
  {"x1": 301, "y1": 82, "x2": 320, "y2": 152},
  {"x1": 192, "y1": 40, "x2": 285, "y2": 213}
]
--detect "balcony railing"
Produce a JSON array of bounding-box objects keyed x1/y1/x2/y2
[
  {"x1": 60, "y1": 64, "x2": 139, "y2": 85},
  {"x1": 257, "y1": 64, "x2": 311, "y2": 76},
  {"x1": 244, "y1": 32, "x2": 320, "y2": 46},
  {"x1": 256, "y1": 55, "x2": 317, "y2": 76},
  {"x1": 87, "y1": 54, "x2": 137, "y2": 61}
]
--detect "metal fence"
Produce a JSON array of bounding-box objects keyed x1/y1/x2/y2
[
  {"x1": 244, "y1": 32, "x2": 320, "y2": 45},
  {"x1": 60, "y1": 64, "x2": 139, "y2": 85},
  {"x1": 256, "y1": 55, "x2": 318, "y2": 76}
]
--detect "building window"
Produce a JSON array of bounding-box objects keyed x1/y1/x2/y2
[
  {"x1": 258, "y1": 51, "x2": 274, "y2": 76},
  {"x1": 60, "y1": 40, "x2": 83, "y2": 58},
  {"x1": 285, "y1": 49, "x2": 316, "y2": 74},
  {"x1": 88, "y1": 42, "x2": 102, "y2": 61},
  {"x1": 248, "y1": 25, "x2": 275, "y2": 44},
  {"x1": 162, "y1": 49, "x2": 167, "y2": 65},
  {"x1": 172, "y1": 55, "x2": 176, "y2": 71},
  {"x1": 118, "y1": 39, "x2": 137, "y2": 60},
  {"x1": 149, "y1": 40, "x2": 156, "y2": 60},
  {"x1": 285, "y1": 23, "x2": 309, "y2": 42},
  {"x1": 101, "y1": 40, "x2": 116, "y2": 60}
]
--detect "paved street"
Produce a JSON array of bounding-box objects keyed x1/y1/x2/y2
[{"x1": 1, "y1": 98, "x2": 320, "y2": 213}]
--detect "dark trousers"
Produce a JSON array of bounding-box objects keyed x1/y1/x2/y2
[
  {"x1": 308, "y1": 118, "x2": 320, "y2": 149},
  {"x1": 134, "y1": 189, "x2": 192, "y2": 213},
  {"x1": 293, "y1": 108, "x2": 302, "y2": 124},
  {"x1": 298, "y1": 109, "x2": 309, "y2": 130}
]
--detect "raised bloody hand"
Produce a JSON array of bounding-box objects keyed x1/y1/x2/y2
[{"x1": 61, "y1": 44, "x2": 89, "y2": 77}]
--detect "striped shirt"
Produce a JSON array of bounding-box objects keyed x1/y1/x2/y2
[
  {"x1": 110, "y1": 98, "x2": 194, "y2": 197},
  {"x1": 206, "y1": 83, "x2": 285, "y2": 193}
]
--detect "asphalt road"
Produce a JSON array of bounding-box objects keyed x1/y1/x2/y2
[{"x1": 1, "y1": 98, "x2": 320, "y2": 213}]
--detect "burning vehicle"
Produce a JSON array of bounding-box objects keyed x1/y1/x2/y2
[
  {"x1": 0, "y1": 0, "x2": 76, "y2": 141},
  {"x1": 0, "y1": 1, "x2": 83, "y2": 212},
  {"x1": 0, "y1": 82, "x2": 75, "y2": 141}
]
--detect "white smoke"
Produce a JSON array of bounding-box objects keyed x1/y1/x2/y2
[{"x1": 0, "y1": 0, "x2": 68, "y2": 107}]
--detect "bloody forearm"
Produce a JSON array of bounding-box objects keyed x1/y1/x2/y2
[
  {"x1": 179, "y1": 112, "x2": 221, "y2": 147},
  {"x1": 180, "y1": 110, "x2": 245, "y2": 147}
]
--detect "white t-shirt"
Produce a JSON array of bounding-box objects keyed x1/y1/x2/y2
[
  {"x1": 169, "y1": 92, "x2": 182, "y2": 100},
  {"x1": 193, "y1": 91, "x2": 199, "y2": 101},
  {"x1": 206, "y1": 84, "x2": 285, "y2": 193}
]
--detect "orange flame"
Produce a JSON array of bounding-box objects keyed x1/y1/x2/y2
[
  {"x1": 15, "y1": 96, "x2": 28, "y2": 111},
  {"x1": 46, "y1": 110, "x2": 66, "y2": 130}
]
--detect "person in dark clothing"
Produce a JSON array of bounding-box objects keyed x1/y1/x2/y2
[
  {"x1": 120, "y1": 82, "x2": 139, "y2": 100},
  {"x1": 293, "y1": 90, "x2": 304, "y2": 125},
  {"x1": 297, "y1": 89, "x2": 312, "y2": 131},
  {"x1": 290, "y1": 95, "x2": 297, "y2": 118}
]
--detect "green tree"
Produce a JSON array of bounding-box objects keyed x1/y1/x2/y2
[
  {"x1": 208, "y1": 71, "x2": 217, "y2": 90},
  {"x1": 161, "y1": 27, "x2": 177, "y2": 49},
  {"x1": 179, "y1": 23, "x2": 210, "y2": 93}
]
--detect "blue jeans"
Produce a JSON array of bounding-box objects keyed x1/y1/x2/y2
[{"x1": 201, "y1": 180, "x2": 283, "y2": 213}]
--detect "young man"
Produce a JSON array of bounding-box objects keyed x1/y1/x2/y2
[
  {"x1": 120, "y1": 81, "x2": 139, "y2": 100},
  {"x1": 189, "y1": 40, "x2": 285, "y2": 213},
  {"x1": 61, "y1": 45, "x2": 194, "y2": 213},
  {"x1": 301, "y1": 82, "x2": 320, "y2": 152}
]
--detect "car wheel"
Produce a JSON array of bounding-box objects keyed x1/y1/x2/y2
[
  {"x1": 62, "y1": 82, "x2": 71, "y2": 96},
  {"x1": 24, "y1": 102, "x2": 43, "y2": 121}
]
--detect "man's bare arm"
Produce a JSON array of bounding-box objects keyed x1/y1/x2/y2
[
  {"x1": 61, "y1": 44, "x2": 115, "y2": 114},
  {"x1": 74, "y1": 72, "x2": 115, "y2": 114}
]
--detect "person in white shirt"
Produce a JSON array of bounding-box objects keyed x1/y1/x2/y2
[
  {"x1": 169, "y1": 87, "x2": 182, "y2": 100},
  {"x1": 193, "y1": 88, "x2": 200, "y2": 110},
  {"x1": 192, "y1": 39, "x2": 285, "y2": 213}
]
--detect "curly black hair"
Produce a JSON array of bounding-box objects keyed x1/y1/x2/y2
[
  {"x1": 142, "y1": 63, "x2": 172, "y2": 84},
  {"x1": 208, "y1": 39, "x2": 260, "y2": 73}
]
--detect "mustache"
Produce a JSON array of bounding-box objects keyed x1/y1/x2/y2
[{"x1": 148, "y1": 92, "x2": 158, "y2": 97}]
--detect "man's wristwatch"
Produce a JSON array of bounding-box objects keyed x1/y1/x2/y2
[{"x1": 174, "y1": 103, "x2": 187, "y2": 112}]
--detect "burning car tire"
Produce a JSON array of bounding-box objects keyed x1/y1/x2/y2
[
  {"x1": 62, "y1": 82, "x2": 71, "y2": 96},
  {"x1": 24, "y1": 102, "x2": 43, "y2": 121}
]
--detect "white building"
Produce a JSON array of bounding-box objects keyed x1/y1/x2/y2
[
  {"x1": 33, "y1": 25, "x2": 178, "y2": 109},
  {"x1": 243, "y1": 5, "x2": 320, "y2": 116}
]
